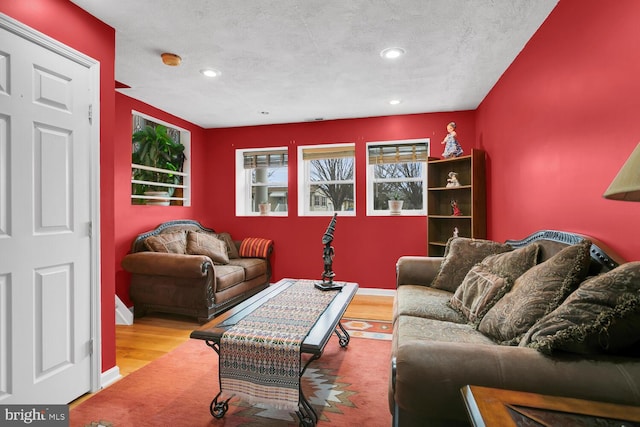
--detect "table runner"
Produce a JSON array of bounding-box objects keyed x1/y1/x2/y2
[{"x1": 219, "y1": 280, "x2": 340, "y2": 411}]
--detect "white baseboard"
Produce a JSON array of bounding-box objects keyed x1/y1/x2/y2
[
  {"x1": 356, "y1": 287, "x2": 396, "y2": 297},
  {"x1": 100, "y1": 365, "x2": 121, "y2": 390},
  {"x1": 115, "y1": 295, "x2": 133, "y2": 325}
]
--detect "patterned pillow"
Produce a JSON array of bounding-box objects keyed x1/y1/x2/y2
[
  {"x1": 185, "y1": 231, "x2": 229, "y2": 264},
  {"x1": 431, "y1": 238, "x2": 512, "y2": 292},
  {"x1": 521, "y1": 262, "x2": 640, "y2": 355},
  {"x1": 450, "y1": 243, "x2": 540, "y2": 324},
  {"x1": 216, "y1": 232, "x2": 240, "y2": 259},
  {"x1": 143, "y1": 231, "x2": 187, "y2": 254},
  {"x1": 478, "y1": 239, "x2": 592, "y2": 345},
  {"x1": 239, "y1": 237, "x2": 273, "y2": 258}
]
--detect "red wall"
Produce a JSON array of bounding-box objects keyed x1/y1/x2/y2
[
  {"x1": 114, "y1": 93, "x2": 207, "y2": 306},
  {"x1": 202, "y1": 112, "x2": 476, "y2": 289},
  {"x1": 1, "y1": 0, "x2": 118, "y2": 372},
  {"x1": 476, "y1": 0, "x2": 640, "y2": 262}
]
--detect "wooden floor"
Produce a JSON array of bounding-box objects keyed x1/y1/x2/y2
[{"x1": 71, "y1": 293, "x2": 394, "y2": 408}]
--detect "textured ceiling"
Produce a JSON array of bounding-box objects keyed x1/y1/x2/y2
[{"x1": 71, "y1": 0, "x2": 558, "y2": 128}]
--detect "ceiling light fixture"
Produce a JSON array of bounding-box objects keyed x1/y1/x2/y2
[
  {"x1": 380, "y1": 47, "x2": 406, "y2": 59},
  {"x1": 161, "y1": 52, "x2": 182, "y2": 66},
  {"x1": 200, "y1": 68, "x2": 221, "y2": 78},
  {"x1": 389, "y1": 99, "x2": 402, "y2": 105}
]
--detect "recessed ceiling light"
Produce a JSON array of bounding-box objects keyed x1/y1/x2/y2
[
  {"x1": 380, "y1": 47, "x2": 406, "y2": 59},
  {"x1": 389, "y1": 99, "x2": 402, "y2": 105},
  {"x1": 200, "y1": 68, "x2": 221, "y2": 78}
]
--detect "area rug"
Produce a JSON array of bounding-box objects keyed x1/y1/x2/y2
[{"x1": 70, "y1": 333, "x2": 392, "y2": 427}]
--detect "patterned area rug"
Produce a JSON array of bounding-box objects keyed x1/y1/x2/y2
[{"x1": 71, "y1": 321, "x2": 392, "y2": 427}]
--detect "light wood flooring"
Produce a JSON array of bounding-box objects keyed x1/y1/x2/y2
[{"x1": 71, "y1": 293, "x2": 394, "y2": 408}]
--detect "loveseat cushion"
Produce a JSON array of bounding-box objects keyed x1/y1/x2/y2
[
  {"x1": 228, "y1": 257, "x2": 268, "y2": 281},
  {"x1": 521, "y1": 261, "x2": 640, "y2": 355},
  {"x1": 478, "y1": 239, "x2": 592, "y2": 345},
  {"x1": 450, "y1": 243, "x2": 540, "y2": 324},
  {"x1": 239, "y1": 237, "x2": 273, "y2": 258},
  {"x1": 143, "y1": 231, "x2": 187, "y2": 254},
  {"x1": 394, "y1": 285, "x2": 466, "y2": 324},
  {"x1": 214, "y1": 265, "x2": 246, "y2": 292},
  {"x1": 186, "y1": 231, "x2": 229, "y2": 264},
  {"x1": 393, "y1": 315, "x2": 495, "y2": 350},
  {"x1": 431, "y1": 238, "x2": 512, "y2": 292},
  {"x1": 216, "y1": 232, "x2": 240, "y2": 259}
]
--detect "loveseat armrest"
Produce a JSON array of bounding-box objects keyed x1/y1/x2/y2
[
  {"x1": 396, "y1": 256, "x2": 442, "y2": 288},
  {"x1": 121, "y1": 252, "x2": 212, "y2": 279}
]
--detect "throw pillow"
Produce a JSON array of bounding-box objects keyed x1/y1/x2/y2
[
  {"x1": 450, "y1": 243, "x2": 540, "y2": 324},
  {"x1": 239, "y1": 237, "x2": 273, "y2": 258},
  {"x1": 521, "y1": 262, "x2": 640, "y2": 355},
  {"x1": 216, "y1": 232, "x2": 240, "y2": 259},
  {"x1": 431, "y1": 237, "x2": 512, "y2": 292},
  {"x1": 143, "y1": 231, "x2": 187, "y2": 254},
  {"x1": 478, "y1": 239, "x2": 592, "y2": 345},
  {"x1": 185, "y1": 231, "x2": 229, "y2": 264}
]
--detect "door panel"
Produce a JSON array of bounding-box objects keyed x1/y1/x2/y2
[{"x1": 0, "y1": 20, "x2": 94, "y2": 404}]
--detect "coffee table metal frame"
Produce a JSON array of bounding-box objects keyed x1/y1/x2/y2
[{"x1": 190, "y1": 278, "x2": 358, "y2": 427}]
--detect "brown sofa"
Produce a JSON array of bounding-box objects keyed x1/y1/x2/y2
[
  {"x1": 390, "y1": 230, "x2": 640, "y2": 427},
  {"x1": 121, "y1": 219, "x2": 273, "y2": 323}
]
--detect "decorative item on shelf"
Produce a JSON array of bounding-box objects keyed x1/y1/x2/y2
[
  {"x1": 603, "y1": 142, "x2": 640, "y2": 201},
  {"x1": 453, "y1": 227, "x2": 459, "y2": 238},
  {"x1": 451, "y1": 199, "x2": 462, "y2": 216},
  {"x1": 446, "y1": 171, "x2": 461, "y2": 187},
  {"x1": 316, "y1": 213, "x2": 343, "y2": 291},
  {"x1": 388, "y1": 192, "x2": 404, "y2": 215},
  {"x1": 258, "y1": 201, "x2": 270, "y2": 216},
  {"x1": 441, "y1": 121, "x2": 464, "y2": 158}
]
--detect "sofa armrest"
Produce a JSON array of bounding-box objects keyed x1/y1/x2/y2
[
  {"x1": 396, "y1": 256, "x2": 442, "y2": 288},
  {"x1": 121, "y1": 252, "x2": 212, "y2": 279}
]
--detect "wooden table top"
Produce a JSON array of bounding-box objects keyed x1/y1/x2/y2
[
  {"x1": 190, "y1": 278, "x2": 358, "y2": 355},
  {"x1": 462, "y1": 385, "x2": 640, "y2": 427}
]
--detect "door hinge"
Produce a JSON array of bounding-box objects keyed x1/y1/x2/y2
[{"x1": 88, "y1": 104, "x2": 93, "y2": 124}]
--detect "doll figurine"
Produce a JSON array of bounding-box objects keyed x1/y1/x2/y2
[
  {"x1": 446, "y1": 171, "x2": 461, "y2": 188},
  {"x1": 441, "y1": 122, "x2": 464, "y2": 158},
  {"x1": 451, "y1": 199, "x2": 462, "y2": 216}
]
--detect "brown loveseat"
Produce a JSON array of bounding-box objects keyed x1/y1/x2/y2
[
  {"x1": 390, "y1": 230, "x2": 640, "y2": 427},
  {"x1": 121, "y1": 219, "x2": 273, "y2": 323}
]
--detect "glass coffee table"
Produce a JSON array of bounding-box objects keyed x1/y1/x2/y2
[{"x1": 190, "y1": 278, "x2": 358, "y2": 427}]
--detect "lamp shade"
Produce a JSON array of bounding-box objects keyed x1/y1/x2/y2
[{"x1": 603, "y1": 143, "x2": 640, "y2": 201}]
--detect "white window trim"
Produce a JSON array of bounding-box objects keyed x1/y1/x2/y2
[
  {"x1": 366, "y1": 138, "x2": 429, "y2": 216},
  {"x1": 235, "y1": 147, "x2": 288, "y2": 217},
  {"x1": 297, "y1": 143, "x2": 356, "y2": 217},
  {"x1": 131, "y1": 110, "x2": 191, "y2": 206}
]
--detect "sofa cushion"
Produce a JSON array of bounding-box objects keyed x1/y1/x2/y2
[
  {"x1": 393, "y1": 315, "x2": 496, "y2": 350},
  {"x1": 431, "y1": 238, "x2": 512, "y2": 292},
  {"x1": 450, "y1": 243, "x2": 540, "y2": 324},
  {"x1": 478, "y1": 239, "x2": 592, "y2": 345},
  {"x1": 216, "y1": 232, "x2": 240, "y2": 259},
  {"x1": 143, "y1": 231, "x2": 187, "y2": 254},
  {"x1": 227, "y1": 257, "x2": 268, "y2": 281},
  {"x1": 239, "y1": 237, "x2": 273, "y2": 258},
  {"x1": 521, "y1": 262, "x2": 640, "y2": 355},
  {"x1": 394, "y1": 285, "x2": 466, "y2": 324},
  {"x1": 185, "y1": 231, "x2": 229, "y2": 264},
  {"x1": 214, "y1": 265, "x2": 246, "y2": 292}
]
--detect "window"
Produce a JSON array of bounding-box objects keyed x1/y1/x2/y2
[
  {"x1": 298, "y1": 144, "x2": 356, "y2": 216},
  {"x1": 236, "y1": 148, "x2": 288, "y2": 216},
  {"x1": 366, "y1": 139, "x2": 429, "y2": 215},
  {"x1": 131, "y1": 112, "x2": 190, "y2": 206}
]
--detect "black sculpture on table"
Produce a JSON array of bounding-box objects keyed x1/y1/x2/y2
[{"x1": 316, "y1": 213, "x2": 343, "y2": 291}]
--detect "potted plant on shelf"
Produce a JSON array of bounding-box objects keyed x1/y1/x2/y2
[
  {"x1": 132, "y1": 124, "x2": 185, "y2": 205},
  {"x1": 258, "y1": 200, "x2": 270, "y2": 216},
  {"x1": 388, "y1": 192, "x2": 404, "y2": 215}
]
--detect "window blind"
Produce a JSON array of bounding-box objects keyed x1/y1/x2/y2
[
  {"x1": 243, "y1": 150, "x2": 288, "y2": 169},
  {"x1": 368, "y1": 142, "x2": 429, "y2": 165},
  {"x1": 302, "y1": 145, "x2": 355, "y2": 160}
]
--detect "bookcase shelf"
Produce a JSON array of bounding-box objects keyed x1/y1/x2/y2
[{"x1": 427, "y1": 149, "x2": 486, "y2": 256}]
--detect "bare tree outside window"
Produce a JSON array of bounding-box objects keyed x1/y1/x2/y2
[{"x1": 310, "y1": 158, "x2": 354, "y2": 211}]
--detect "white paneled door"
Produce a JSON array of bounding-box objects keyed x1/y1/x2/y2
[{"x1": 0, "y1": 16, "x2": 99, "y2": 404}]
